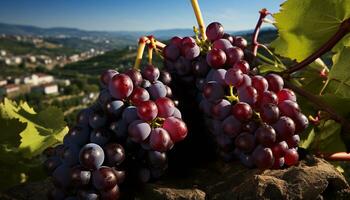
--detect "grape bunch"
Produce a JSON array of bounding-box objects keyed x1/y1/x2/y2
[
  {"x1": 163, "y1": 22, "x2": 309, "y2": 169},
  {"x1": 43, "y1": 65, "x2": 187, "y2": 199}
]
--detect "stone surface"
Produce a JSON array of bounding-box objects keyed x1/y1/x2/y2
[{"x1": 2, "y1": 156, "x2": 349, "y2": 200}]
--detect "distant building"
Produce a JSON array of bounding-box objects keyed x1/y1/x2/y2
[
  {"x1": 22, "y1": 73, "x2": 54, "y2": 86},
  {"x1": 56, "y1": 79, "x2": 71, "y2": 86},
  {"x1": 0, "y1": 79, "x2": 7, "y2": 87},
  {"x1": 0, "y1": 84, "x2": 20, "y2": 95},
  {"x1": 32, "y1": 83, "x2": 58, "y2": 95}
]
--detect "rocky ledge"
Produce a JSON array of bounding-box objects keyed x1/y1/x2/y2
[{"x1": 2, "y1": 156, "x2": 349, "y2": 200}]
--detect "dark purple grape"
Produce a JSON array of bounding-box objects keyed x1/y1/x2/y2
[
  {"x1": 109, "y1": 120, "x2": 128, "y2": 139},
  {"x1": 181, "y1": 43, "x2": 200, "y2": 60},
  {"x1": 209, "y1": 68, "x2": 227, "y2": 86},
  {"x1": 225, "y1": 47, "x2": 244, "y2": 66},
  {"x1": 293, "y1": 113, "x2": 309, "y2": 133},
  {"x1": 147, "y1": 151, "x2": 167, "y2": 167},
  {"x1": 89, "y1": 112, "x2": 107, "y2": 129},
  {"x1": 206, "y1": 22, "x2": 224, "y2": 41},
  {"x1": 237, "y1": 86, "x2": 258, "y2": 105},
  {"x1": 203, "y1": 81, "x2": 224, "y2": 103},
  {"x1": 79, "y1": 143, "x2": 105, "y2": 170},
  {"x1": 52, "y1": 164, "x2": 71, "y2": 188},
  {"x1": 148, "y1": 81, "x2": 167, "y2": 100},
  {"x1": 231, "y1": 102, "x2": 253, "y2": 122},
  {"x1": 259, "y1": 91, "x2": 278, "y2": 106},
  {"x1": 90, "y1": 129, "x2": 112, "y2": 146},
  {"x1": 212, "y1": 39, "x2": 233, "y2": 50},
  {"x1": 104, "y1": 143, "x2": 125, "y2": 166},
  {"x1": 234, "y1": 36, "x2": 248, "y2": 49},
  {"x1": 63, "y1": 126, "x2": 90, "y2": 146},
  {"x1": 174, "y1": 56, "x2": 192, "y2": 75},
  {"x1": 106, "y1": 100, "x2": 124, "y2": 117},
  {"x1": 128, "y1": 120, "x2": 151, "y2": 143},
  {"x1": 122, "y1": 106, "x2": 139, "y2": 124},
  {"x1": 100, "y1": 69, "x2": 118, "y2": 87},
  {"x1": 273, "y1": 116, "x2": 296, "y2": 140},
  {"x1": 170, "y1": 36, "x2": 183, "y2": 47},
  {"x1": 192, "y1": 58, "x2": 210, "y2": 77},
  {"x1": 211, "y1": 99, "x2": 231, "y2": 120},
  {"x1": 124, "y1": 68, "x2": 143, "y2": 86},
  {"x1": 235, "y1": 132, "x2": 255, "y2": 153},
  {"x1": 265, "y1": 73, "x2": 284, "y2": 93},
  {"x1": 287, "y1": 134, "x2": 300, "y2": 148},
  {"x1": 61, "y1": 145, "x2": 80, "y2": 166},
  {"x1": 225, "y1": 68, "x2": 243, "y2": 87},
  {"x1": 149, "y1": 128, "x2": 172, "y2": 152},
  {"x1": 159, "y1": 71, "x2": 172, "y2": 85},
  {"x1": 44, "y1": 156, "x2": 61, "y2": 175},
  {"x1": 163, "y1": 44, "x2": 180, "y2": 61},
  {"x1": 142, "y1": 64, "x2": 160, "y2": 83},
  {"x1": 206, "y1": 48, "x2": 226, "y2": 69},
  {"x1": 252, "y1": 146, "x2": 274, "y2": 169},
  {"x1": 260, "y1": 103, "x2": 280, "y2": 124},
  {"x1": 77, "y1": 108, "x2": 93, "y2": 126},
  {"x1": 278, "y1": 100, "x2": 300, "y2": 118},
  {"x1": 222, "y1": 33, "x2": 235, "y2": 44},
  {"x1": 216, "y1": 134, "x2": 234, "y2": 152},
  {"x1": 233, "y1": 60, "x2": 250, "y2": 74},
  {"x1": 255, "y1": 124, "x2": 276, "y2": 147},
  {"x1": 92, "y1": 166, "x2": 118, "y2": 191},
  {"x1": 70, "y1": 166, "x2": 91, "y2": 187},
  {"x1": 222, "y1": 115, "x2": 241, "y2": 137},
  {"x1": 252, "y1": 75, "x2": 268, "y2": 94}
]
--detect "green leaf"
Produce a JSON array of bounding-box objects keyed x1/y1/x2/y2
[
  {"x1": 301, "y1": 120, "x2": 347, "y2": 153},
  {"x1": 257, "y1": 64, "x2": 285, "y2": 74},
  {"x1": 320, "y1": 94, "x2": 350, "y2": 118},
  {"x1": 0, "y1": 98, "x2": 68, "y2": 190},
  {"x1": 271, "y1": 0, "x2": 350, "y2": 61}
]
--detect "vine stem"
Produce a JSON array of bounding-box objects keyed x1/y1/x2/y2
[
  {"x1": 284, "y1": 17, "x2": 350, "y2": 74},
  {"x1": 133, "y1": 36, "x2": 166, "y2": 69},
  {"x1": 319, "y1": 152, "x2": 350, "y2": 161},
  {"x1": 190, "y1": 0, "x2": 207, "y2": 40},
  {"x1": 284, "y1": 81, "x2": 350, "y2": 132},
  {"x1": 134, "y1": 36, "x2": 149, "y2": 69},
  {"x1": 252, "y1": 8, "x2": 269, "y2": 56}
]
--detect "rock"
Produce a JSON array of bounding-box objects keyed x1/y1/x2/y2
[{"x1": 3, "y1": 156, "x2": 349, "y2": 200}]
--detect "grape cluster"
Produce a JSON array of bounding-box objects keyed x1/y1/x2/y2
[
  {"x1": 163, "y1": 22, "x2": 309, "y2": 169},
  {"x1": 44, "y1": 65, "x2": 187, "y2": 199}
]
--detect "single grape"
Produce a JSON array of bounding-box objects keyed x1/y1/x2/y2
[
  {"x1": 70, "y1": 166, "x2": 91, "y2": 187},
  {"x1": 149, "y1": 128, "x2": 172, "y2": 152},
  {"x1": 165, "y1": 85, "x2": 173, "y2": 97},
  {"x1": 128, "y1": 120, "x2": 151, "y2": 143},
  {"x1": 44, "y1": 156, "x2": 61, "y2": 175},
  {"x1": 148, "y1": 81, "x2": 167, "y2": 100},
  {"x1": 255, "y1": 124, "x2": 276, "y2": 147},
  {"x1": 63, "y1": 126, "x2": 90, "y2": 147},
  {"x1": 278, "y1": 100, "x2": 300, "y2": 118},
  {"x1": 108, "y1": 74, "x2": 133, "y2": 100},
  {"x1": 129, "y1": 87, "x2": 150, "y2": 106},
  {"x1": 222, "y1": 33, "x2": 235, "y2": 44},
  {"x1": 203, "y1": 81, "x2": 224, "y2": 103},
  {"x1": 162, "y1": 117, "x2": 187, "y2": 143},
  {"x1": 147, "y1": 151, "x2": 168, "y2": 167},
  {"x1": 106, "y1": 100, "x2": 124, "y2": 117},
  {"x1": 137, "y1": 100, "x2": 158, "y2": 121},
  {"x1": 237, "y1": 74, "x2": 252, "y2": 89},
  {"x1": 235, "y1": 132, "x2": 255, "y2": 153},
  {"x1": 100, "y1": 185, "x2": 120, "y2": 200},
  {"x1": 112, "y1": 168, "x2": 126, "y2": 184},
  {"x1": 234, "y1": 36, "x2": 248, "y2": 49},
  {"x1": 259, "y1": 91, "x2": 278, "y2": 106},
  {"x1": 273, "y1": 116, "x2": 296, "y2": 140},
  {"x1": 260, "y1": 103, "x2": 280, "y2": 124},
  {"x1": 89, "y1": 111, "x2": 107, "y2": 129},
  {"x1": 181, "y1": 43, "x2": 200, "y2": 60},
  {"x1": 159, "y1": 70, "x2": 172, "y2": 85},
  {"x1": 277, "y1": 89, "x2": 297, "y2": 102},
  {"x1": 170, "y1": 36, "x2": 183, "y2": 47},
  {"x1": 287, "y1": 134, "x2": 300, "y2": 148},
  {"x1": 293, "y1": 113, "x2": 309, "y2": 133},
  {"x1": 212, "y1": 39, "x2": 233, "y2": 50},
  {"x1": 104, "y1": 143, "x2": 125, "y2": 166},
  {"x1": 174, "y1": 56, "x2": 192, "y2": 75},
  {"x1": 163, "y1": 44, "x2": 180, "y2": 61},
  {"x1": 155, "y1": 97, "x2": 175, "y2": 118},
  {"x1": 90, "y1": 129, "x2": 112, "y2": 146},
  {"x1": 271, "y1": 141, "x2": 289, "y2": 158},
  {"x1": 61, "y1": 145, "x2": 80, "y2": 166},
  {"x1": 206, "y1": 48, "x2": 226, "y2": 69},
  {"x1": 222, "y1": 115, "x2": 241, "y2": 137},
  {"x1": 252, "y1": 75, "x2": 268, "y2": 94},
  {"x1": 100, "y1": 69, "x2": 118, "y2": 87},
  {"x1": 242, "y1": 121, "x2": 259, "y2": 133},
  {"x1": 231, "y1": 102, "x2": 253, "y2": 122},
  {"x1": 76, "y1": 108, "x2": 93, "y2": 126},
  {"x1": 225, "y1": 68, "x2": 243, "y2": 86},
  {"x1": 52, "y1": 164, "x2": 71, "y2": 188},
  {"x1": 210, "y1": 68, "x2": 227, "y2": 86},
  {"x1": 98, "y1": 89, "x2": 113, "y2": 107},
  {"x1": 252, "y1": 146, "x2": 274, "y2": 169},
  {"x1": 79, "y1": 143, "x2": 105, "y2": 170},
  {"x1": 192, "y1": 58, "x2": 210, "y2": 77},
  {"x1": 211, "y1": 99, "x2": 231, "y2": 120},
  {"x1": 225, "y1": 47, "x2": 244, "y2": 66},
  {"x1": 122, "y1": 106, "x2": 139, "y2": 124},
  {"x1": 265, "y1": 73, "x2": 284, "y2": 93},
  {"x1": 237, "y1": 86, "x2": 258, "y2": 105},
  {"x1": 284, "y1": 148, "x2": 299, "y2": 166},
  {"x1": 124, "y1": 68, "x2": 143, "y2": 86},
  {"x1": 206, "y1": 22, "x2": 224, "y2": 42},
  {"x1": 142, "y1": 64, "x2": 160, "y2": 82},
  {"x1": 92, "y1": 166, "x2": 118, "y2": 191},
  {"x1": 181, "y1": 36, "x2": 196, "y2": 46},
  {"x1": 109, "y1": 120, "x2": 128, "y2": 140},
  {"x1": 233, "y1": 60, "x2": 250, "y2": 74}
]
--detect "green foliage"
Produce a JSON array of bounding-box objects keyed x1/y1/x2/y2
[
  {"x1": 271, "y1": 0, "x2": 350, "y2": 61},
  {"x1": 270, "y1": 0, "x2": 350, "y2": 154},
  {"x1": 0, "y1": 98, "x2": 68, "y2": 190}
]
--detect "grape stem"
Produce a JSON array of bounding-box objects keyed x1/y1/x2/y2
[
  {"x1": 133, "y1": 36, "x2": 166, "y2": 69},
  {"x1": 284, "y1": 17, "x2": 350, "y2": 74},
  {"x1": 251, "y1": 9, "x2": 269, "y2": 57},
  {"x1": 284, "y1": 81, "x2": 350, "y2": 133},
  {"x1": 190, "y1": 0, "x2": 207, "y2": 40}
]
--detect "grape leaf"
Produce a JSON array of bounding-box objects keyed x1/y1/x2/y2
[
  {"x1": 271, "y1": 0, "x2": 350, "y2": 61},
  {"x1": 301, "y1": 120, "x2": 347, "y2": 153}
]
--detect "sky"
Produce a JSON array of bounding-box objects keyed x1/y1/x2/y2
[{"x1": 0, "y1": 0, "x2": 285, "y2": 31}]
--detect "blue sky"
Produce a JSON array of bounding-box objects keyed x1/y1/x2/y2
[{"x1": 0, "y1": 0, "x2": 285, "y2": 31}]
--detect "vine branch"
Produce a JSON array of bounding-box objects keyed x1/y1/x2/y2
[
  {"x1": 284, "y1": 17, "x2": 350, "y2": 74},
  {"x1": 252, "y1": 8, "x2": 269, "y2": 56},
  {"x1": 284, "y1": 81, "x2": 350, "y2": 133}
]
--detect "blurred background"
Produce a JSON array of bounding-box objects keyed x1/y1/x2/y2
[{"x1": 0, "y1": 0, "x2": 283, "y2": 126}]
